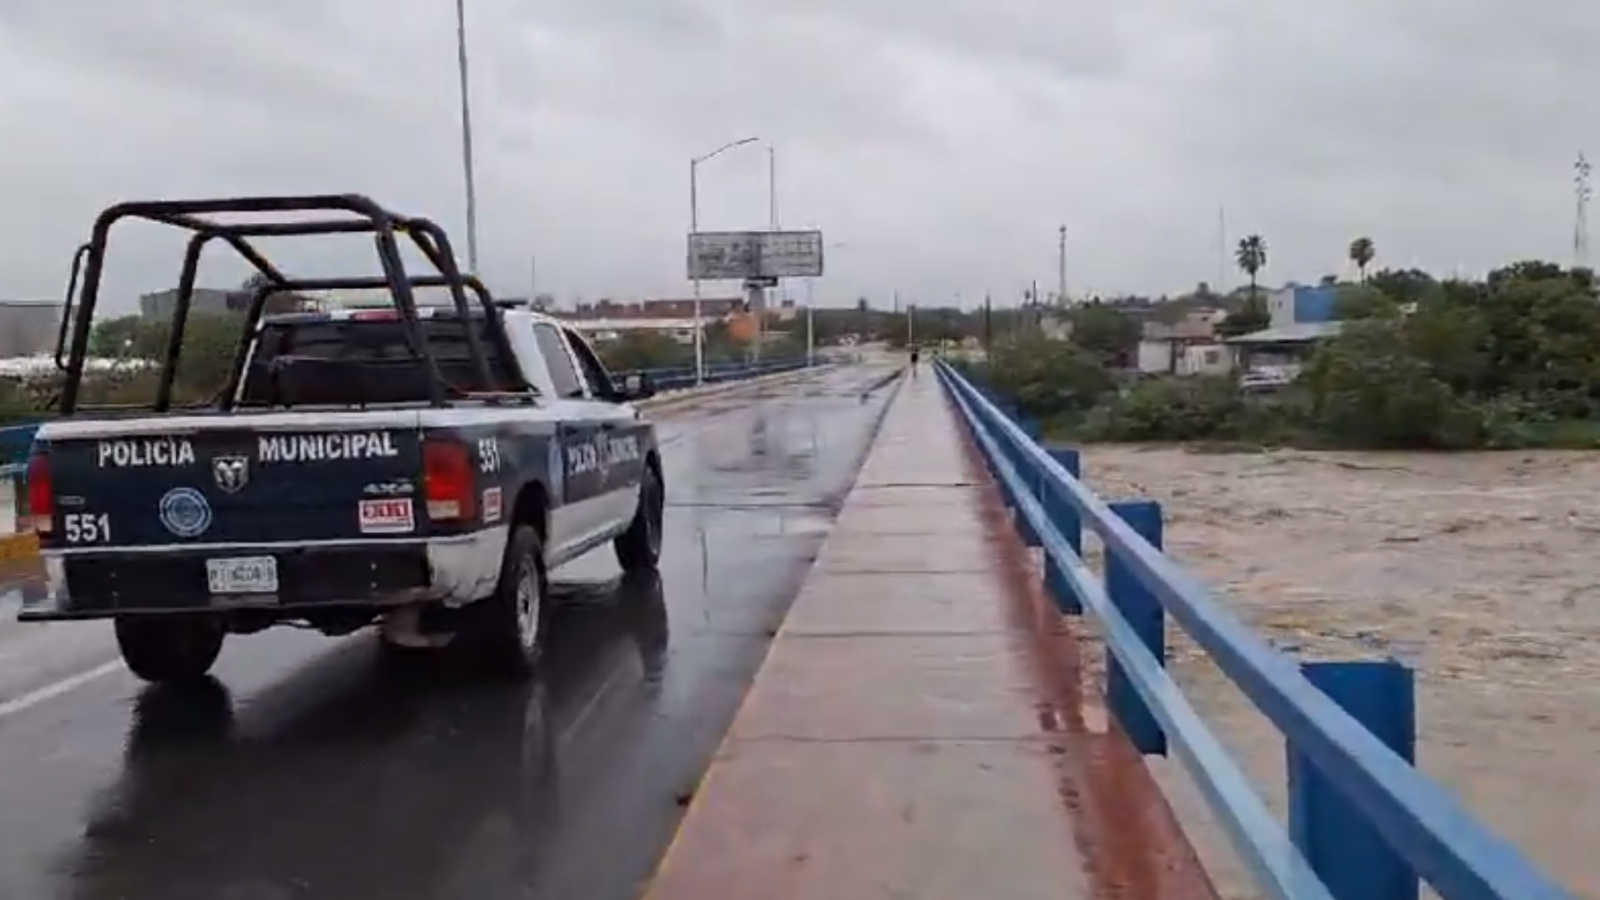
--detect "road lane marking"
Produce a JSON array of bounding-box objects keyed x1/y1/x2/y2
[{"x1": 0, "y1": 659, "x2": 124, "y2": 723}]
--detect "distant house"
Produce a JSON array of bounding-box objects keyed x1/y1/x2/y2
[
  {"x1": 1224, "y1": 321, "x2": 1343, "y2": 374},
  {"x1": 138, "y1": 287, "x2": 313, "y2": 319},
  {"x1": 568, "y1": 297, "x2": 745, "y2": 321},
  {"x1": 138, "y1": 287, "x2": 247, "y2": 319},
  {"x1": 1265, "y1": 284, "x2": 1339, "y2": 328},
  {"x1": 1219, "y1": 284, "x2": 1345, "y2": 375},
  {"x1": 1136, "y1": 311, "x2": 1230, "y2": 376}
]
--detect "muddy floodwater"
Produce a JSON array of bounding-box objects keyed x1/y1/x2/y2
[{"x1": 1073, "y1": 445, "x2": 1600, "y2": 900}]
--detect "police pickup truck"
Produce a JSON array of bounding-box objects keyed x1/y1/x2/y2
[{"x1": 21, "y1": 194, "x2": 666, "y2": 685}]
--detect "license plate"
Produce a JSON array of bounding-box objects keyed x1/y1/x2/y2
[{"x1": 206, "y1": 556, "x2": 279, "y2": 595}]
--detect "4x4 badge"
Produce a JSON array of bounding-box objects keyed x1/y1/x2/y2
[{"x1": 213, "y1": 456, "x2": 250, "y2": 494}]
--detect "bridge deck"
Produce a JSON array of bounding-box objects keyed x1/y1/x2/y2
[{"x1": 643, "y1": 372, "x2": 1216, "y2": 900}]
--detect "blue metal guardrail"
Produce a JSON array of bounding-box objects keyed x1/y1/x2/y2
[
  {"x1": 0, "y1": 358, "x2": 813, "y2": 481},
  {"x1": 617, "y1": 356, "x2": 812, "y2": 392},
  {"x1": 933, "y1": 359, "x2": 1574, "y2": 900}
]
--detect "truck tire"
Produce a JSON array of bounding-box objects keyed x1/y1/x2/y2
[
  {"x1": 114, "y1": 615, "x2": 226, "y2": 684},
  {"x1": 614, "y1": 466, "x2": 664, "y2": 573},
  {"x1": 481, "y1": 524, "x2": 549, "y2": 677}
]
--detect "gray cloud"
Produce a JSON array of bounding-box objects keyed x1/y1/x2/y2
[{"x1": 0, "y1": 0, "x2": 1595, "y2": 316}]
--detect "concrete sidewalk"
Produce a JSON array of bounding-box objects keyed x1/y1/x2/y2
[{"x1": 643, "y1": 372, "x2": 1216, "y2": 900}]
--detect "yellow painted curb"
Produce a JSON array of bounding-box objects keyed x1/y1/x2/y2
[{"x1": 0, "y1": 531, "x2": 39, "y2": 566}]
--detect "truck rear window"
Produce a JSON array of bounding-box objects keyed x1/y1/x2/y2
[{"x1": 237, "y1": 317, "x2": 523, "y2": 407}]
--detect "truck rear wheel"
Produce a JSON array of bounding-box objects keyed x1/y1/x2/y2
[
  {"x1": 114, "y1": 615, "x2": 226, "y2": 684},
  {"x1": 479, "y1": 524, "x2": 549, "y2": 677},
  {"x1": 614, "y1": 466, "x2": 664, "y2": 573}
]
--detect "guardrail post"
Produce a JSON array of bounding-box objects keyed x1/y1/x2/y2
[
  {"x1": 1042, "y1": 448, "x2": 1082, "y2": 615},
  {"x1": 1014, "y1": 418, "x2": 1044, "y2": 547},
  {"x1": 1289, "y1": 660, "x2": 1417, "y2": 900},
  {"x1": 1105, "y1": 500, "x2": 1166, "y2": 756}
]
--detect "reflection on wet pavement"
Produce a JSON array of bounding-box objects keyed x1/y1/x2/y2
[
  {"x1": 61, "y1": 574, "x2": 669, "y2": 900},
  {"x1": 0, "y1": 364, "x2": 900, "y2": 900}
]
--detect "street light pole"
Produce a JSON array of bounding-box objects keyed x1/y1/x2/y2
[
  {"x1": 454, "y1": 0, "x2": 480, "y2": 274},
  {"x1": 1057, "y1": 224, "x2": 1067, "y2": 305},
  {"x1": 755, "y1": 145, "x2": 778, "y2": 364},
  {"x1": 688, "y1": 135, "x2": 760, "y2": 385},
  {"x1": 804, "y1": 277, "x2": 815, "y2": 366}
]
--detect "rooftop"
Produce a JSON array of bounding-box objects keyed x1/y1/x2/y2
[{"x1": 1224, "y1": 321, "x2": 1343, "y2": 344}]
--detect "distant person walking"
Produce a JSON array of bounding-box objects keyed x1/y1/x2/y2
[{"x1": 908, "y1": 345, "x2": 920, "y2": 377}]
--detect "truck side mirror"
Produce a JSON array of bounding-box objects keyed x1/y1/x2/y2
[{"x1": 622, "y1": 373, "x2": 656, "y2": 400}]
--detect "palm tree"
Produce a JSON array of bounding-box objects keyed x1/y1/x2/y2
[
  {"x1": 1235, "y1": 235, "x2": 1267, "y2": 297},
  {"x1": 1348, "y1": 236, "x2": 1376, "y2": 282}
]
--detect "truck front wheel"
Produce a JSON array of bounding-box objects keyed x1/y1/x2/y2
[
  {"x1": 614, "y1": 466, "x2": 664, "y2": 573},
  {"x1": 114, "y1": 615, "x2": 227, "y2": 684}
]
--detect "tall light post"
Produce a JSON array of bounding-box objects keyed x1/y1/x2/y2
[
  {"x1": 1057, "y1": 224, "x2": 1067, "y2": 305},
  {"x1": 754, "y1": 145, "x2": 779, "y2": 364},
  {"x1": 804, "y1": 277, "x2": 815, "y2": 366},
  {"x1": 454, "y1": 0, "x2": 480, "y2": 274},
  {"x1": 689, "y1": 136, "x2": 760, "y2": 384},
  {"x1": 1575, "y1": 152, "x2": 1592, "y2": 268},
  {"x1": 802, "y1": 239, "x2": 849, "y2": 366}
]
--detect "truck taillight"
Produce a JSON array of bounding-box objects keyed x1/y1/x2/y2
[
  {"x1": 423, "y1": 439, "x2": 477, "y2": 521},
  {"x1": 26, "y1": 450, "x2": 52, "y2": 533}
]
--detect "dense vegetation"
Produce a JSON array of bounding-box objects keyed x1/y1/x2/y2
[
  {"x1": 10, "y1": 244, "x2": 1599, "y2": 454},
  {"x1": 962, "y1": 256, "x2": 1600, "y2": 450}
]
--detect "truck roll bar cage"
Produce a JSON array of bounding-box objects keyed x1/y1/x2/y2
[{"x1": 55, "y1": 193, "x2": 516, "y2": 415}]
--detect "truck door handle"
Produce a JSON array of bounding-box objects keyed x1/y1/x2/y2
[{"x1": 599, "y1": 422, "x2": 617, "y2": 431}]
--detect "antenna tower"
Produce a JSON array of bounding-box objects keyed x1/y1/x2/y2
[{"x1": 1575, "y1": 153, "x2": 1592, "y2": 267}]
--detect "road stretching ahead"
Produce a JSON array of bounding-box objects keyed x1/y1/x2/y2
[{"x1": 0, "y1": 363, "x2": 902, "y2": 900}]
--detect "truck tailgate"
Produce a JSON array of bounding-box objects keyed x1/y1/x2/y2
[{"x1": 45, "y1": 425, "x2": 427, "y2": 548}]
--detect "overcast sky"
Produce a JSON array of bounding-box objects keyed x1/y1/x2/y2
[{"x1": 1, "y1": 0, "x2": 1597, "y2": 311}]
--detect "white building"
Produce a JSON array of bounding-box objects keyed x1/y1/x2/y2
[
  {"x1": 563, "y1": 317, "x2": 702, "y2": 344},
  {"x1": 1135, "y1": 313, "x2": 1231, "y2": 376},
  {"x1": 0, "y1": 301, "x2": 65, "y2": 359}
]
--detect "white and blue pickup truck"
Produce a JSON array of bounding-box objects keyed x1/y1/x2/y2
[{"x1": 20, "y1": 193, "x2": 666, "y2": 685}]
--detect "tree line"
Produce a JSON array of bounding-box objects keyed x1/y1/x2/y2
[
  {"x1": 962, "y1": 251, "x2": 1600, "y2": 450},
  {"x1": 0, "y1": 279, "x2": 816, "y2": 420}
]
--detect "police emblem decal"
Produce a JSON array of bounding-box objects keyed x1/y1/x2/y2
[{"x1": 158, "y1": 487, "x2": 213, "y2": 538}]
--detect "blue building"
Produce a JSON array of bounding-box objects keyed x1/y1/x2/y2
[{"x1": 1266, "y1": 284, "x2": 1338, "y2": 328}]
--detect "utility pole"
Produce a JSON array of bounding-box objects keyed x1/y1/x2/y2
[
  {"x1": 454, "y1": 0, "x2": 480, "y2": 274},
  {"x1": 1057, "y1": 224, "x2": 1067, "y2": 305},
  {"x1": 768, "y1": 146, "x2": 779, "y2": 230},
  {"x1": 1217, "y1": 206, "x2": 1227, "y2": 291},
  {"x1": 804, "y1": 277, "x2": 815, "y2": 366},
  {"x1": 755, "y1": 145, "x2": 778, "y2": 363},
  {"x1": 1576, "y1": 153, "x2": 1592, "y2": 269},
  {"x1": 688, "y1": 136, "x2": 760, "y2": 384},
  {"x1": 982, "y1": 293, "x2": 993, "y2": 355}
]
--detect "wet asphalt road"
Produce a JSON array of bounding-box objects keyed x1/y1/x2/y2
[{"x1": 0, "y1": 364, "x2": 901, "y2": 900}]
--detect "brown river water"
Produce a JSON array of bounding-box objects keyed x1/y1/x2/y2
[{"x1": 1065, "y1": 445, "x2": 1600, "y2": 900}]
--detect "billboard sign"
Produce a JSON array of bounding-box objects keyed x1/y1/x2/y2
[{"x1": 687, "y1": 230, "x2": 824, "y2": 281}]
